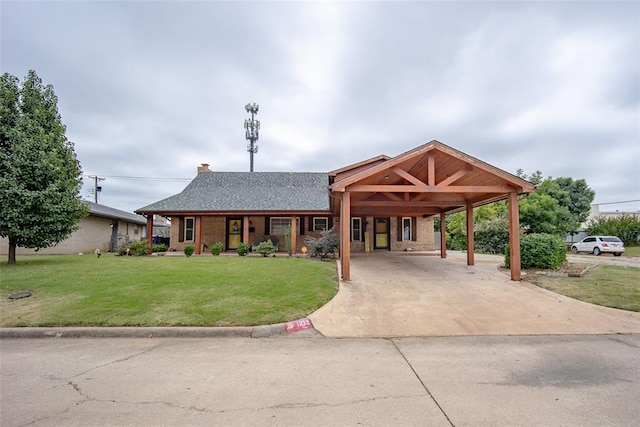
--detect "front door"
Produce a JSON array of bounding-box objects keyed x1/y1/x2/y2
[
  {"x1": 374, "y1": 218, "x2": 390, "y2": 250},
  {"x1": 226, "y1": 218, "x2": 243, "y2": 250}
]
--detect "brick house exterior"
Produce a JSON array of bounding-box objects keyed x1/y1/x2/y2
[{"x1": 137, "y1": 141, "x2": 535, "y2": 280}]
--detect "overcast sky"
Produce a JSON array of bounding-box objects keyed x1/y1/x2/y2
[{"x1": 2, "y1": 0, "x2": 639, "y2": 215}]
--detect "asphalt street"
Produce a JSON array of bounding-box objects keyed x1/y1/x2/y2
[{"x1": 2, "y1": 334, "x2": 639, "y2": 426}]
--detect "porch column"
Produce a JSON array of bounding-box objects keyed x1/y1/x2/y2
[
  {"x1": 243, "y1": 215, "x2": 250, "y2": 246},
  {"x1": 440, "y1": 212, "x2": 447, "y2": 258},
  {"x1": 194, "y1": 216, "x2": 202, "y2": 255},
  {"x1": 341, "y1": 192, "x2": 351, "y2": 280},
  {"x1": 146, "y1": 215, "x2": 153, "y2": 254},
  {"x1": 466, "y1": 203, "x2": 475, "y2": 266},
  {"x1": 508, "y1": 191, "x2": 521, "y2": 281},
  {"x1": 290, "y1": 216, "x2": 297, "y2": 255}
]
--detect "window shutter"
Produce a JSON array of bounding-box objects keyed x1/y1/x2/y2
[
  {"x1": 397, "y1": 217, "x2": 402, "y2": 241},
  {"x1": 299, "y1": 217, "x2": 305, "y2": 235},
  {"x1": 328, "y1": 216, "x2": 334, "y2": 229},
  {"x1": 264, "y1": 217, "x2": 270, "y2": 235},
  {"x1": 412, "y1": 217, "x2": 417, "y2": 241},
  {"x1": 361, "y1": 217, "x2": 366, "y2": 241},
  {"x1": 178, "y1": 217, "x2": 185, "y2": 242}
]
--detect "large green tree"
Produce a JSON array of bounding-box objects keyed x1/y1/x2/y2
[
  {"x1": 1, "y1": 70, "x2": 87, "y2": 264},
  {"x1": 517, "y1": 171, "x2": 595, "y2": 235}
]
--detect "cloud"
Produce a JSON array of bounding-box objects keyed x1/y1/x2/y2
[{"x1": 2, "y1": 0, "x2": 638, "y2": 213}]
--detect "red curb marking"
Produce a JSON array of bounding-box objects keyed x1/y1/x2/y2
[{"x1": 285, "y1": 318, "x2": 313, "y2": 334}]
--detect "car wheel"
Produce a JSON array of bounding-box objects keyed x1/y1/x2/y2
[
  {"x1": 593, "y1": 247, "x2": 601, "y2": 256},
  {"x1": 613, "y1": 252, "x2": 622, "y2": 257},
  {"x1": 571, "y1": 246, "x2": 578, "y2": 254}
]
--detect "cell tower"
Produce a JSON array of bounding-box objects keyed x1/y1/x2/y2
[{"x1": 244, "y1": 103, "x2": 260, "y2": 172}]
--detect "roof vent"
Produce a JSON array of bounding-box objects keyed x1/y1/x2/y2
[{"x1": 197, "y1": 163, "x2": 210, "y2": 173}]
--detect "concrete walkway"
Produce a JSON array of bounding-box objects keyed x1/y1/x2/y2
[{"x1": 309, "y1": 252, "x2": 640, "y2": 337}]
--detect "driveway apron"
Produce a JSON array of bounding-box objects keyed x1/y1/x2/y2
[{"x1": 309, "y1": 252, "x2": 640, "y2": 337}]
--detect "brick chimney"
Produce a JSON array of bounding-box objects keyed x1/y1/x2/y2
[{"x1": 197, "y1": 163, "x2": 210, "y2": 173}]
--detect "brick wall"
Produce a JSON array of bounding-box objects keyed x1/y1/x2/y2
[{"x1": 0, "y1": 216, "x2": 145, "y2": 255}]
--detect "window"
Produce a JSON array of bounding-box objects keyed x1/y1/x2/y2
[
  {"x1": 133, "y1": 225, "x2": 139, "y2": 235},
  {"x1": 351, "y1": 217, "x2": 362, "y2": 241},
  {"x1": 402, "y1": 217, "x2": 412, "y2": 241},
  {"x1": 313, "y1": 217, "x2": 328, "y2": 231},
  {"x1": 270, "y1": 217, "x2": 302, "y2": 235},
  {"x1": 184, "y1": 217, "x2": 195, "y2": 241}
]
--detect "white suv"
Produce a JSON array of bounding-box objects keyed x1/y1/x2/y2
[{"x1": 571, "y1": 236, "x2": 625, "y2": 256}]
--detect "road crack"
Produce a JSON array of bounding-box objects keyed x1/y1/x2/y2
[{"x1": 391, "y1": 339, "x2": 455, "y2": 426}]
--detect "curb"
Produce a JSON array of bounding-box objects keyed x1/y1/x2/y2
[{"x1": 0, "y1": 321, "x2": 324, "y2": 339}]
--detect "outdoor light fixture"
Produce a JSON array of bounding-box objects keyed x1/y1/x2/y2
[{"x1": 244, "y1": 103, "x2": 260, "y2": 172}]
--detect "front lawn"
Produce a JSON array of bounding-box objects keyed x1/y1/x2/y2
[
  {"x1": 524, "y1": 265, "x2": 640, "y2": 312},
  {"x1": 0, "y1": 254, "x2": 338, "y2": 327}
]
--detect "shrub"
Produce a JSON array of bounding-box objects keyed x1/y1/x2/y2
[
  {"x1": 475, "y1": 216, "x2": 510, "y2": 254},
  {"x1": 305, "y1": 227, "x2": 339, "y2": 260},
  {"x1": 184, "y1": 245, "x2": 195, "y2": 257},
  {"x1": 505, "y1": 233, "x2": 566, "y2": 269},
  {"x1": 127, "y1": 241, "x2": 149, "y2": 256},
  {"x1": 210, "y1": 242, "x2": 224, "y2": 256},
  {"x1": 153, "y1": 243, "x2": 168, "y2": 253},
  {"x1": 255, "y1": 239, "x2": 276, "y2": 257},
  {"x1": 236, "y1": 242, "x2": 249, "y2": 256}
]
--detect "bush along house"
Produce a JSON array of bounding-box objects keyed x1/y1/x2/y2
[{"x1": 136, "y1": 141, "x2": 535, "y2": 281}]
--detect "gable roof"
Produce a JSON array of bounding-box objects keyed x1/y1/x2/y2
[
  {"x1": 87, "y1": 201, "x2": 147, "y2": 225},
  {"x1": 136, "y1": 172, "x2": 330, "y2": 215},
  {"x1": 330, "y1": 140, "x2": 536, "y2": 216}
]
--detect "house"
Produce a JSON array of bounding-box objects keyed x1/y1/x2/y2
[
  {"x1": 0, "y1": 201, "x2": 149, "y2": 255},
  {"x1": 137, "y1": 141, "x2": 536, "y2": 280}
]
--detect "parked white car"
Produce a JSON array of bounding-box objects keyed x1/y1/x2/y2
[{"x1": 571, "y1": 236, "x2": 625, "y2": 256}]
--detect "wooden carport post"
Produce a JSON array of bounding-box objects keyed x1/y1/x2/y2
[
  {"x1": 146, "y1": 215, "x2": 153, "y2": 254},
  {"x1": 340, "y1": 192, "x2": 351, "y2": 280},
  {"x1": 508, "y1": 191, "x2": 522, "y2": 281},
  {"x1": 466, "y1": 204, "x2": 475, "y2": 266},
  {"x1": 440, "y1": 212, "x2": 447, "y2": 258}
]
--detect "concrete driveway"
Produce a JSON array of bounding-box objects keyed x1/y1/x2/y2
[{"x1": 309, "y1": 252, "x2": 640, "y2": 337}]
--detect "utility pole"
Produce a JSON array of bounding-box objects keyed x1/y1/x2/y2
[
  {"x1": 88, "y1": 175, "x2": 105, "y2": 203},
  {"x1": 244, "y1": 103, "x2": 260, "y2": 172}
]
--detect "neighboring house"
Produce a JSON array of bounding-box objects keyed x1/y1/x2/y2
[
  {"x1": 587, "y1": 204, "x2": 640, "y2": 222},
  {"x1": 137, "y1": 140, "x2": 536, "y2": 280},
  {"x1": 0, "y1": 201, "x2": 148, "y2": 255}
]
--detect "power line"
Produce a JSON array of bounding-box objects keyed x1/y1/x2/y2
[
  {"x1": 83, "y1": 174, "x2": 191, "y2": 182},
  {"x1": 594, "y1": 199, "x2": 640, "y2": 206}
]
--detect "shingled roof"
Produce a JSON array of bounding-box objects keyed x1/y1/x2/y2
[
  {"x1": 87, "y1": 201, "x2": 147, "y2": 225},
  {"x1": 136, "y1": 172, "x2": 330, "y2": 214}
]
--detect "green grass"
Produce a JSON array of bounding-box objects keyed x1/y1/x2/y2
[
  {"x1": 524, "y1": 265, "x2": 640, "y2": 312},
  {"x1": 0, "y1": 254, "x2": 338, "y2": 327},
  {"x1": 624, "y1": 246, "x2": 640, "y2": 257}
]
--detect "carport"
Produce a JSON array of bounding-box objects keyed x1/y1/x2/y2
[{"x1": 330, "y1": 141, "x2": 536, "y2": 281}]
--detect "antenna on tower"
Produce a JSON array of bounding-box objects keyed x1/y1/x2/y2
[{"x1": 244, "y1": 103, "x2": 260, "y2": 172}]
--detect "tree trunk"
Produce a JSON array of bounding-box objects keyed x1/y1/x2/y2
[{"x1": 8, "y1": 236, "x2": 17, "y2": 264}]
